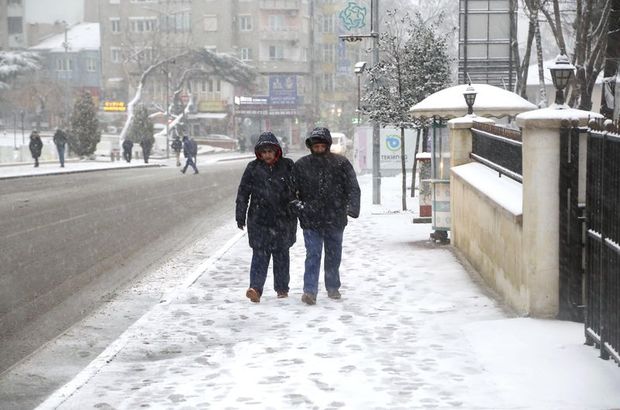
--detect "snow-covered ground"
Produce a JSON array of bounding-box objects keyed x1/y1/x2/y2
[{"x1": 25, "y1": 168, "x2": 620, "y2": 410}]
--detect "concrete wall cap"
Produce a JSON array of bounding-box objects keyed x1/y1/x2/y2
[
  {"x1": 448, "y1": 116, "x2": 495, "y2": 129},
  {"x1": 516, "y1": 107, "x2": 602, "y2": 128}
]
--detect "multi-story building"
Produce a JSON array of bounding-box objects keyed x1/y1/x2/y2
[
  {"x1": 86, "y1": 0, "x2": 309, "y2": 144},
  {"x1": 29, "y1": 23, "x2": 102, "y2": 127},
  {"x1": 1, "y1": 0, "x2": 26, "y2": 50}
]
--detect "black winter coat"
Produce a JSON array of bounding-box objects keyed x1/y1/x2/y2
[
  {"x1": 236, "y1": 136, "x2": 297, "y2": 251},
  {"x1": 29, "y1": 135, "x2": 43, "y2": 158},
  {"x1": 292, "y1": 153, "x2": 360, "y2": 230}
]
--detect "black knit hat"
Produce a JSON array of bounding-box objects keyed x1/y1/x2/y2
[{"x1": 305, "y1": 127, "x2": 332, "y2": 148}]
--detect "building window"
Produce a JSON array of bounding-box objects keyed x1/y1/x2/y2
[
  {"x1": 322, "y1": 43, "x2": 335, "y2": 63},
  {"x1": 109, "y1": 0, "x2": 120, "y2": 3},
  {"x1": 238, "y1": 15, "x2": 252, "y2": 31},
  {"x1": 7, "y1": 17, "x2": 23, "y2": 34},
  {"x1": 268, "y1": 15, "x2": 285, "y2": 31},
  {"x1": 130, "y1": 0, "x2": 156, "y2": 3},
  {"x1": 86, "y1": 58, "x2": 97, "y2": 72},
  {"x1": 239, "y1": 48, "x2": 252, "y2": 61},
  {"x1": 129, "y1": 17, "x2": 157, "y2": 33},
  {"x1": 203, "y1": 15, "x2": 217, "y2": 31},
  {"x1": 322, "y1": 73, "x2": 334, "y2": 92},
  {"x1": 111, "y1": 47, "x2": 122, "y2": 63},
  {"x1": 8, "y1": 0, "x2": 22, "y2": 5},
  {"x1": 318, "y1": 14, "x2": 334, "y2": 33},
  {"x1": 56, "y1": 57, "x2": 73, "y2": 71},
  {"x1": 162, "y1": 12, "x2": 191, "y2": 32},
  {"x1": 269, "y1": 45, "x2": 284, "y2": 61},
  {"x1": 110, "y1": 18, "x2": 121, "y2": 33}
]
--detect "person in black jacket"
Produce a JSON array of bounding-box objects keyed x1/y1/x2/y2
[
  {"x1": 122, "y1": 139, "x2": 133, "y2": 163},
  {"x1": 53, "y1": 128, "x2": 68, "y2": 167},
  {"x1": 236, "y1": 131, "x2": 297, "y2": 303},
  {"x1": 29, "y1": 130, "x2": 43, "y2": 167},
  {"x1": 292, "y1": 127, "x2": 360, "y2": 305},
  {"x1": 181, "y1": 135, "x2": 198, "y2": 174}
]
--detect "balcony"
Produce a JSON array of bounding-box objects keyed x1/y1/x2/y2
[
  {"x1": 255, "y1": 60, "x2": 310, "y2": 74},
  {"x1": 259, "y1": 27, "x2": 300, "y2": 42},
  {"x1": 259, "y1": 0, "x2": 300, "y2": 11}
]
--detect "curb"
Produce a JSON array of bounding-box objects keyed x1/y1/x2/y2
[{"x1": 0, "y1": 163, "x2": 163, "y2": 181}]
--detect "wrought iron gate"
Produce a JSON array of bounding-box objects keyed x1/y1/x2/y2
[
  {"x1": 558, "y1": 123, "x2": 586, "y2": 322},
  {"x1": 584, "y1": 121, "x2": 620, "y2": 366}
]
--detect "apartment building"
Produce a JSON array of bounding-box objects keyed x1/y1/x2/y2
[
  {"x1": 1, "y1": 0, "x2": 26, "y2": 50},
  {"x1": 86, "y1": 0, "x2": 309, "y2": 141}
]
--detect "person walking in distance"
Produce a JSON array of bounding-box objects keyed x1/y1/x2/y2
[
  {"x1": 292, "y1": 127, "x2": 360, "y2": 305},
  {"x1": 53, "y1": 127, "x2": 68, "y2": 167},
  {"x1": 29, "y1": 130, "x2": 43, "y2": 167},
  {"x1": 122, "y1": 138, "x2": 133, "y2": 163},
  {"x1": 181, "y1": 135, "x2": 198, "y2": 174},
  {"x1": 139, "y1": 133, "x2": 154, "y2": 164},
  {"x1": 236, "y1": 131, "x2": 297, "y2": 303},
  {"x1": 171, "y1": 135, "x2": 182, "y2": 167}
]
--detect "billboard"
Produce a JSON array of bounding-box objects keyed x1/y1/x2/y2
[{"x1": 352, "y1": 126, "x2": 420, "y2": 174}]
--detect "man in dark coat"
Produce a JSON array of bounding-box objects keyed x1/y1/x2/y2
[
  {"x1": 29, "y1": 130, "x2": 43, "y2": 167},
  {"x1": 122, "y1": 139, "x2": 133, "y2": 163},
  {"x1": 292, "y1": 126, "x2": 360, "y2": 305},
  {"x1": 53, "y1": 128, "x2": 68, "y2": 167},
  {"x1": 181, "y1": 135, "x2": 198, "y2": 174},
  {"x1": 139, "y1": 133, "x2": 154, "y2": 163},
  {"x1": 235, "y1": 131, "x2": 297, "y2": 303}
]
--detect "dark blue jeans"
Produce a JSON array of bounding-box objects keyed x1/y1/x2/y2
[
  {"x1": 302, "y1": 227, "x2": 344, "y2": 295},
  {"x1": 56, "y1": 145, "x2": 65, "y2": 167},
  {"x1": 182, "y1": 156, "x2": 198, "y2": 173},
  {"x1": 250, "y1": 248, "x2": 290, "y2": 295}
]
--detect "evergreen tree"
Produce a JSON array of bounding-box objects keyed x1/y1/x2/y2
[
  {"x1": 362, "y1": 10, "x2": 452, "y2": 210},
  {"x1": 69, "y1": 91, "x2": 101, "y2": 157},
  {"x1": 127, "y1": 105, "x2": 154, "y2": 144}
]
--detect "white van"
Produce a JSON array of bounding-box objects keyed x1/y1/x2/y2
[{"x1": 330, "y1": 132, "x2": 348, "y2": 155}]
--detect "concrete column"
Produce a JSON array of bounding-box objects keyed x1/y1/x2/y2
[
  {"x1": 448, "y1": 116, "x2": 494, "y2": 168},
  {"x1": 516, "y1": 107, "x2": 593, "y2": 317}
]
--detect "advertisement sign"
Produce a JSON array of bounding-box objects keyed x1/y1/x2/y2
[
  {"x1": 352, "y1": 126, "x2": 419, "y2": 174},
  {"x1": 269, "y1": 75, "x2": 297, "y2": 106},
  {"x1": 103, "y1": 101, "x2": 126, "y2": 112}
]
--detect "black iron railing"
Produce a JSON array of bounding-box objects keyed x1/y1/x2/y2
[
  {"x1": 470, "y1": 122, "x2": 522, "y2": 182},
  {"x1": 585, "y1": 120, "x2": 620, "y2": 366}
]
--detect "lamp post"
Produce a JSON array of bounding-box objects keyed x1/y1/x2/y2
[
  {"x1": 463, "y1": 83, "x2": 477, "y2": 115},
  {"x1": 354, "y1": 61, "x2": 367, "y2": 124},
  {"x1": 340, "y1": 0, "x2": 380, "y2": 204},
  {"x1": 548, "y1": 54, "x2": 575, "y2": 107}
]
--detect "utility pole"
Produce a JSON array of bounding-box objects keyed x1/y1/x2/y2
[
  {"x1": 370, "y1": 0, "x2": 380, "y2": 204},
  {"x1": 339, "y1": 0, "x2": 381, "y2": 204},
  {"x1": 62, "y1": 22, "x2": 70, "y2": 127}
]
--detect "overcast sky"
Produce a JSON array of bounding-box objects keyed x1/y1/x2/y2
[{"x1": 25, "y1": 0, "x2": 83, "y2": 25}]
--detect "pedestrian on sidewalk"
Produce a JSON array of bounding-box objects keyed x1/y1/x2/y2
[
  {"x1": 29, "y1": 130, "x2": 43, "y2": 168},
  {"x1": 236, "y1": 131, "x2": 297, "y2": 303},
  {"x1": 171, "y1": 135, "x2": 182, "y2": 167},
  {"x1": 122, "y1": 138, "x2": 133, "y2": 163},
  {"x1": 139, "y1": 133, "x2": 154, "y2": 164},
  {"x1": 53, "y1": 127, "x2": 68, "y2": 167},
  {"x1": 181, "y1": 135, "x2": 198, "y2": 174},
  {"x1": 292, "y1": 127, "x2": 360, "y2": 305}
]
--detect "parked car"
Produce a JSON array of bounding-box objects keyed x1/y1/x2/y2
[{"x1": 330, "y1": 132, "x2": 348, "y2": 155}]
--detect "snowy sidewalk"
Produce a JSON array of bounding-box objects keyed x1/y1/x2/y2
[{"x1": 35, "y1": 175, "x2": 620, "y2": 410}]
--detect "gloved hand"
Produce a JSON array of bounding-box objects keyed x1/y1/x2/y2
[
  {"x1": 237, "y1": 222, "x2": 245, "y2": 230},
  {"x1": 291, "y1": 199, "x2": 304, "y2": 211}
]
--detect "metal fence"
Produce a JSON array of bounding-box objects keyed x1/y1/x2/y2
[
  {"x1": 585, "y1": 120, "x2": 620, "y2": 366},
  {"x1": 558, "y1": 124, "x2": 586, "y2": 322},
  {"x1": 470, "y1": 122, "x2": 522, "y2": 182}
]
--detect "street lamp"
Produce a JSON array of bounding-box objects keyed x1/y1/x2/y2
[
  {"x1": 463, "y1": 83, "x2": 477, "y2": 115},
  {"x1": 354, "y1": 61, "x2": 367, "y2": 124},
  {"x1": 548, "y1": 54, "x2": 575, "y2": 106}
]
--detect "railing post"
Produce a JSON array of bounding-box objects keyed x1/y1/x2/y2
[{"x1": 516, "y1": 108, "x2": 596, "y2": 318}]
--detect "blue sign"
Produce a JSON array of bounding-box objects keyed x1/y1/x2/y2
[
  {"x1": 269, "y1": 75, "x2": 297, "y2": 106},
  {"x1": 339, "y1": 2, "x2": 367, "y2": 31}
]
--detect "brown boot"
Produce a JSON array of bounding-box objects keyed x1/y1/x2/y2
[
  {"x1": 276, "y1": 291, "x2": 288, "y2": 299},
  {"x1": 246, "y1": 288, "x2": 260, "y2": 303},
  {"x1": 301, "y1": 293, "x2": 316, "y2": 305}
]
